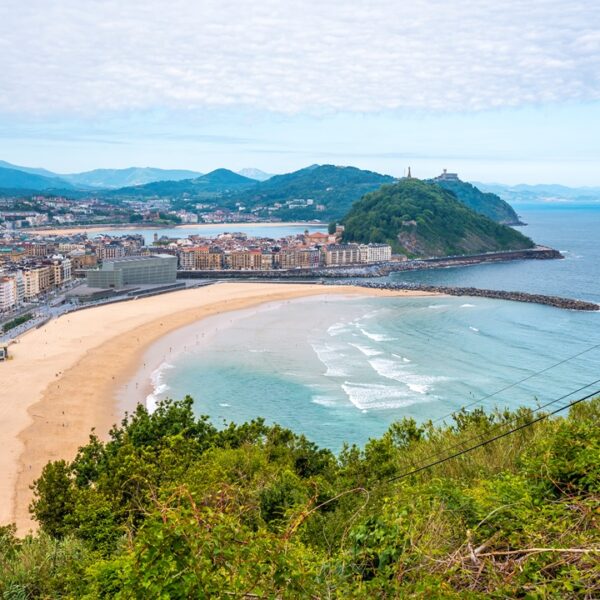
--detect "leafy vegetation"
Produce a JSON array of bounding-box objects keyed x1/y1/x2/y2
[
  {"x1": 430, "y1": 178, "x2": 523, "y2": 225},
  {"x1": 1, "y1": 312, "x2": 33, "y2": 334},
  {"x1": 342, "y1": 179, "x2": 534, "y2": 256},
  {"x1": 1, "y1": 394, "x2": 598, "y2": 598}
]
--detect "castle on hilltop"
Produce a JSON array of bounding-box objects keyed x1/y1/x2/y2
[{"x1": 433, "y1": 168, "x2": 460, "y2": 182}]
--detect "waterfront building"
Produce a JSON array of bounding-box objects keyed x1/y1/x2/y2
[
  {"x1": 178, "y1": 248, "x2": 197, "y2": 270},
  {"x1": 196, "y1": 248, "x2": 224, "y2": 270},
  {"x1": 261, "y1": 252, "x2": 274, "y2": 270},
  {"x1": 23, "y1": 265, "x2": 51, "y2": 299},
  {"x1": 0, "y1": 276, "x2": 16, "y2": 311},
  {"x1": 324, "y1": 243, "x2": 361, "y2": 266},
  {"x1": 280, "y1": 248, "x2": 321, "y2": 269},
  {"x1": 359, "y1": 243, "x2": 392, "y2": 264},
  {"x1": 85, "y1": 254, "x2": 177, "y2": 288},
  {"x1": 225, "y1": 250, "x2": 262, "y2": 270},
  {"x1": 49, "y1": 256, "x2": 72, "y2": 287}
]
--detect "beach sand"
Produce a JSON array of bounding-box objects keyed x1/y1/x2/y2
[{"x1": 0, "y1": 282, "x2": 435, "y2": 534}]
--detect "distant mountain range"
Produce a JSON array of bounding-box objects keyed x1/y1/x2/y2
[
  {"x1": 107, "y1": 169, "x2": 257, "y2": 197},
  {"x1": 1, "y1": 158, "x2": 597, "y2": 227},
  {"x1": 237, "y1": 168, "x2": 272, "y2": 182},
  {"x1": 474, "y1": 182, "x2": 600, "y2": 205},
  {"x1": 0, "y1": 165, "x2": 75, "y2": 191},
  {"x1": 0, "y1": 160, "x2": 271, "y2": 190}
]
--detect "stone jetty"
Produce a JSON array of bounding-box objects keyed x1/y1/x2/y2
[{"x1": 330, "y1": 281, "x2": 599, "y2": 311}]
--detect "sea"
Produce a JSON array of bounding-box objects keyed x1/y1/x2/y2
[
  {"x1": 90, "y1": 223, "x2": 326, "y2": 244},
  {"x1": 142, "y1": 207, "x2": 600, "y2": 452}
]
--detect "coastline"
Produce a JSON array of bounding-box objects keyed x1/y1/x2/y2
[
  {"x1": 28, "y1": 221, "x2": 326, "y2": 236},
  {"x1": 1, "y1": 282, "x2": 435, "y2": 534}
]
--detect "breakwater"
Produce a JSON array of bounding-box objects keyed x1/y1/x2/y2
[{"x1": 329, "y1": 281, "x2": 599, "y2": 311}]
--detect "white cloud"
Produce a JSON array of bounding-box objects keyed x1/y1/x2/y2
[{"x1": 0, "y1": 0, "x2": 598, "y2": 115}]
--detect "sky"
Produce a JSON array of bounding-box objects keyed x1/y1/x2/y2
[{"x1": 0, "y1": 0, "x2": 599, "y2": 185}]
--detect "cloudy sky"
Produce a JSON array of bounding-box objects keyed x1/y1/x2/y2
[{"x1": 1, "y1": 0, "x2": 599, "y2": 184}]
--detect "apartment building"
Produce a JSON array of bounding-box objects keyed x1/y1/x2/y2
[
  {"x1": 0, "y1": 276, "x2": 16, "y2": 311},
  {"x1": 279, "y1": 248, "x2": 321, "y2": 269},
  {"x1": 23, "y1": 265, "x2": 52, "y2": 299},
  {"x1": 324, "y1": 244, "x2": 361, "y2": 266},
  {"x1": 359, "y1": 243, "x2": 392, "y2": 264},
  {"x1": 225, "y1": 250, "x2": 262, "y2": 270}
]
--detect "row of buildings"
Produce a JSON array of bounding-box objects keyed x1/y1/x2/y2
[
  {"x1": 176, "y1": 242, "x2": 391, "y2": 271},
  {"x1": 0, "y1": 256, "x2": 72, "y2": 312}
]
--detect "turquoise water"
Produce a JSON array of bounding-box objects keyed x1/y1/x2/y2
[
  {"x1": 152, "y1": 207, "x2": 600, "y2": 451},
  {"x1": 383, "y1": 208, "x2": 600, "y2": 302},
  {"x1": 155, "y1": 295, "x2": 599, "y2": 452}
]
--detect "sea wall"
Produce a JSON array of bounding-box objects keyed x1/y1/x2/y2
[
  {"x1": 330, "y1": 281, "x2": 599, "y2": 312},
  {"x1": 177, "y1": 246, "x2": 563, "y2": 280}
]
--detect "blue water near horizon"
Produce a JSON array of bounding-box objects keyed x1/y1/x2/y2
[
  {"x1": 151, "y1": 206, "x2": 600, "y2": 452},
  {"x1": 379, "y1": 208, "x2": 600, "y2": 303}
]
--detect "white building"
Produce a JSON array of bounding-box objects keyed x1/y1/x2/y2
[
  {"x1": 0, "y1": 275, "x2": 16, "y2": 312},
  {"x1": 359, "y1": 244, "x2": 392, "y2": 264}
]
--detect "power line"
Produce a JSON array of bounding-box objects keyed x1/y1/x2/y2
[
  {"x1": 401, "y1": 378, "x2": 600, "y2": 473},
  {"x1": 430, "y1": 342, "x2": 600, "y2": 425},
  {"x1": 386, "y1": 388, "x2": 600, "y2": 484}
]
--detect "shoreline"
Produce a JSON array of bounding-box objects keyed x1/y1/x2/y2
[
  {"x1": 27, "y1": 221, "x2": 326, "y2": 236},
  {"x1": 2, "y1": 282, "x2": 435, "y2": 534}
]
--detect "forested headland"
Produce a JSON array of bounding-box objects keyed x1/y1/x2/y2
[{"x1": 342, "y1": 179, "x2": 534, "y2": 257}]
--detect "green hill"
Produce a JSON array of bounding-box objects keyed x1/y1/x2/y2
[
  {"x1": 219, "y1": 164, "x2": 395, "y2": 219},
  {"x1": 430, "y1": 176, "x2": 523, "y2": 224},
  {"x1": 0, "y1": 166, "x2": 73, "y2": 191},
  {"x1": 108, "y1": 168, "x2": 256, "y2": 198},
  {"x1": 341, "y1": 179, "x2": 534, "y2": 256},
  {"x1": 2, "y1": 395, "x2": 598, "y2": 597}
]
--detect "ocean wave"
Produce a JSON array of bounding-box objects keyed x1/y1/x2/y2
[
  {"x1": 360, "y1": 309, "x2": 385, "y2": 321},
  {"x1": 368, "y1": 357, "x2": 446, "y2": 394},
  {"x1": 469, "y1": 326, "x2": 480, "y2": 332},
  {"x1": 311, "y1": 395, "x2": 338, "y2": 407},
  {"x1": 461, "y1": 303, "x2": 476, "y2": 308},
  {"x1": 341, "y1": 382, "x2": 433, "y2": 410},
  {"x1": 392, "y1": 353, "x2": 411, "y2": 363},
  {"x1": 359, "y1": 328, "x2": 396, "y2": 342},
  {"x1": 327, "y1": 322, "x2": 349, "y2": 336},
  {"x1": 349, "y1": 342, "x2": 383, "y2": 357},
  {"x1": 146, "y1": 362, "x2": 174, "y2": 413},
  {"x1": 311, "y1": 342, "x2": 350, "y2": 377},
  {"x1": 219, "y1": 402, "x2": 231, "y2": 407}
]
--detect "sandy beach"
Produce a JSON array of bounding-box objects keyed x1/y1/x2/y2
[
  {"x1": 28, "y1": 221, "x2": 325, "y2": 236},
  {"x1": 0, "y1": 282, "x2": 434, "y2": 534}
]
